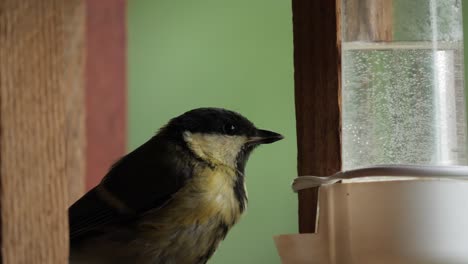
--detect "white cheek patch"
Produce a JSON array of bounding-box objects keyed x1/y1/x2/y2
[{"x1": 183, "y1": 132, "x2": 247, "y2": 167}]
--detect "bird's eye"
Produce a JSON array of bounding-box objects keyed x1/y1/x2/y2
[{"x1": 223, "y1": 123, "x2": 237, "y2": 135}]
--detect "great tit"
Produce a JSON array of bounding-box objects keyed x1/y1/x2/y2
[{"x1": 69, "y1": 107, "x2": 283, "y2": 264}]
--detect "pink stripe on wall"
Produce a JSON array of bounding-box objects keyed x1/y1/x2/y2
[{"x1": 86, "y1": 0, "x2": 127, "y2": 190}]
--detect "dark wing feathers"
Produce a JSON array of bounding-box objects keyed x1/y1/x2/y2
[
  {"x1": 69, "y1": 188, "x2": 124, "y2": 240},
  {"x1": 69, "y1": 136, "x2": 193, "y2": 242}
]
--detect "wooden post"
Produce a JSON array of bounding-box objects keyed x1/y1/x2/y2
[
  {"x1": 292, "y1": 0, "x2": 342, "y2": 233},
  {"x1": 0, "y1": 0, "x2": 85, "y2": 262}
]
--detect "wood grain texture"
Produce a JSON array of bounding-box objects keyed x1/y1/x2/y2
[
  {"x1": 344, "y1": 0, "x2": 393, "y2": 42},
  {"x1": 0, "y1": 0, "x2": 85, "y2": 262},
  {"x1": 85, "y1": 0, "x2": 127, "y2": 190},
  {"x1": 291, "y1": 0, "x2": 342, "y2": 233}
]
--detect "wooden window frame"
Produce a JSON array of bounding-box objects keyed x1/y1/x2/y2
[{"x1": 292, "y1": 0, "x2": 342, "y2": 233}]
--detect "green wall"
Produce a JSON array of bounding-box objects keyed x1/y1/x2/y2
[{"x1": 128, "y1": 1, "x2": 297, "y2": 263}]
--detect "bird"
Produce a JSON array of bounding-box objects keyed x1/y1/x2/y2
[{"x1": 69, "y1": 107, "x2": 284, "y2": 264}]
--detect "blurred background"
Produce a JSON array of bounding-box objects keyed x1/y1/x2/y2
[
  {"x1": 5, "y1": 0, "x2": 468, "y2": 263},
  {"x1": 128, "y1": 0, "x2": 296, "y2": 263}
]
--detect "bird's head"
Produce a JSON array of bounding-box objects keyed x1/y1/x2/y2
[{"x1": 160, "y1": 107, "x2": 283, "y2": 171}]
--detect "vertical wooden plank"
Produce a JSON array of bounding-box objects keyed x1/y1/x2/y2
[
  {"x1": 291, "y1": 0, "x2": 342, "y2": 233},
  {"x1": 85, "y1": 0, "x2": 127, "y2": 190},
  {"x1": 66, "y1": 2, "x2": 87, "y2": 206},
  {"x1": 0, "y1": 0, "x2": 85, "y2": 262}
]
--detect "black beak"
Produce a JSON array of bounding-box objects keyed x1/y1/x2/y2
[{"x1": 249, "y1": 129, "x2": 284, "y2": 145}]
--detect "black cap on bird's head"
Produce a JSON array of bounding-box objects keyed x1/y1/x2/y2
[
  {"x1": 164, "y1": 107, "x2": 283, "y2": 144},
  {"x1": 161, "y1": 107, "x2": 283, "y2": 170}
]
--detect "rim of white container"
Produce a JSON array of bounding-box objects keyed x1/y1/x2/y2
[{"x1": 293, "y1": 164, "x2": 468, "y2": 192}]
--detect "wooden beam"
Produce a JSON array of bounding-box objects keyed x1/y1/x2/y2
[
  {"x1": 85, "y1": 0, "x2": 127, "y2": 190},
  {"x1": 291, "y1": 0, "x2": 342, "y2": 233},
  {"x1": 0, "y1": 0, "x2": 85, "y2": 262}
]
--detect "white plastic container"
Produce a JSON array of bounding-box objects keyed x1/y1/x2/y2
[{"x1": 275, "y1": 165, "x2": 468, "y2": 264}]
